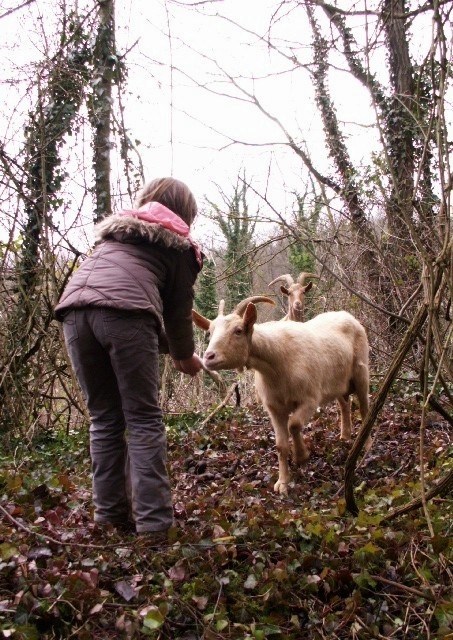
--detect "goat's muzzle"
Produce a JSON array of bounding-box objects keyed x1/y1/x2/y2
[{"x1": 203, "y1": 350, "x2": 222, "y2": 370}]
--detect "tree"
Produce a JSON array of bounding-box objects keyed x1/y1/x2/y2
[
  {"x1": 89, "y1": 0, "x2": 116, "y2": 221},
  {"x1": 0, "y1": 0, "x2": 121, "y2": 434},
  {"x1": 288, "y1": 190, "x2": 320, "y2": 277},
  {"x1": 0, "y1": 7, "x2": 94, "y2": 433},
  {"x1": 207, "y1": 176, "x2": 257, "y2": 311},
  {"x1": 194, "y1": 256, "x2": 218, "y2": 319}
]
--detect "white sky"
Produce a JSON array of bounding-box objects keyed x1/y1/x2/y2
[
  {"x1": 1, "y1": 0, "x2": 448, "y2": 249},
  {"x1": 116, "y1": 2, "x2": 373, "y2": 188},
  {"x1": 111, "y1": 0, "x2": 385, "y2": 244}
]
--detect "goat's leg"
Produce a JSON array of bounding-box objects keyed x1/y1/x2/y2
[
  {"x1": 337, "y1": 395, "x2": 352, "y2": 440},
  {"x1": 288, "y1": 416, "x2": 310, "y2": 465},
  {"x1": 266, "y1": 405, "x2": 291, "y2": 495}
]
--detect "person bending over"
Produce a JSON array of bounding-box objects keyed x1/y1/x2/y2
[{"x1": 55, "y1": 177, "x2": 203, "y2": 537}]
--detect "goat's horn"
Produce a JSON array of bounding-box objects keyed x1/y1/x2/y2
[
  {"x1": 234, "y1": 296, "x2": 275, "y2": 317},
  {"x1": 218, "y1": 299, "x2": 225, "y2": 316},
  {"x1": 268, "y1": 274, "x2": 294, "y2": 287},
  {"x1": 297, "y1": 272, "x2": 319, "y2": 285}
]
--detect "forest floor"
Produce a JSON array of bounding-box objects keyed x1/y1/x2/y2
[{"x1": 0, "y1": 391, "x2": 452, "y2": 639}]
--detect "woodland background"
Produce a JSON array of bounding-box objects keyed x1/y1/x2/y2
[{"x1": 0, "y1": 1, "x2": 452, "y2": 639}]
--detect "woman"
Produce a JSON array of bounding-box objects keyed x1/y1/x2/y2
[{"x1": 55, "y1": 177, "x2": 203, "y2": 537}]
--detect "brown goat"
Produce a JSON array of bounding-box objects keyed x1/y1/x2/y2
[
  {"x1": 268, "y1": 272, "x2": 319, "y2": 321},
  {"x1": 193, "y1": 297, "x2": 371, "y2": 495}
]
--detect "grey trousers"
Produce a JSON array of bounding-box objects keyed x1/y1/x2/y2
[{"x1": 63, "y1": 308, "x2": 173, "y2": 533}]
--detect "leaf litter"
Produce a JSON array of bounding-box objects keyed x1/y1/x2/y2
[{"x1": 0, "y1": 394, "x2": 451, "y2": 639}]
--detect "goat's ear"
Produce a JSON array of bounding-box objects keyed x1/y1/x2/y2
[
  {"x1": 304, "y1": 282, "x2": 313, "y2": 293},
  {"x1": 243, "y1": 303, "x2": 257, "y2": 332},
  {"x1": 192, "y1": 309, "x2": 210, "y2": 331},
  {"x1": 280, "y1": 286, "x2": 289, "y2": 296}
]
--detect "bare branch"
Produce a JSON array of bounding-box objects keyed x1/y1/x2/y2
[{"x1": 0, "y1": 0, "x2": 36, "y2": 20}]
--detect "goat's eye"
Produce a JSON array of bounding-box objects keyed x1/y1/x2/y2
[{"x1": 234, "y1": 327, "x2": 243, "y2": 336}]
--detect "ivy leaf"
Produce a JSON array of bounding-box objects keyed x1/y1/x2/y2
[
  {"x1": 142, "y1": 607, "x2": 165, "y2": 630},
  {"x1": 0, "y1": 542, "x2": 19, "y2": 561},
  {"x1": 216, "y1": 618, "x2": 229, "y2": 631},
  {"x1": 244, "y1": 574, "x2": 258, "y2": 589},
  {"x1": 434, "y1": 601, "x2": 453, "y2": 628},
  {"x1": 354, "y1": 541, "x2": 381, "y2": 564},
  {"x1": 354, "y1": 570, "x2": 377, "y2": 589}
]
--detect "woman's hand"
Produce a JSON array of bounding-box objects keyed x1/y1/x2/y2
[{"x1": 173, "y1": 354, "x2": 203, "y2": 377}]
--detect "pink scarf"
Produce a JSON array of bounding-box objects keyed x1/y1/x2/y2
[{"x1": 119, "y1": 202, "x2": 203, "y2": 267}]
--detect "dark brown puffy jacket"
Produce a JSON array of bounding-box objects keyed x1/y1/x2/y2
[{"x1": 55, "y1": 214, "x2": 202, "y2": 360}]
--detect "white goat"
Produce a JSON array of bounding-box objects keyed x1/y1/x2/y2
[
  {"x1": 268, "y1": 272, "x2": 318, "y2": 322},
  {"x1": 193, "y1": 297, "x2": 371, "y2": 495}
]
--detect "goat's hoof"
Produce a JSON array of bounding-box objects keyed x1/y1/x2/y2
[{"x1": 274, "y1": 480, "x2": 288, "y2": 495}]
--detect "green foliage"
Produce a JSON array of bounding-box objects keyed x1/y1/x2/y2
[
  {"x1": 25, "y1": 12, "x2": 92, "y2": 199},
  {"x1": 288, "y1": 191, "x2": 320, "y2": 276},
  {"x1": 194, "y1": 257, "x2": 218, "y2": 319},
  {"x1": 164, "y1": 411, "x2": 203, "y2": 441},
  {"x1": 19, "y1": 11, "x2": 93, "y2": 299},
  {"x1": 208, "y1": 177, "x2": 257, "y2": 310}
]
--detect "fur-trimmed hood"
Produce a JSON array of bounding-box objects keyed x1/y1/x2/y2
[
  {"x1": 95, "y1": 214, "x2": 193, "y2": 251},
  {"x1": 94, "y1": 202, "x2": 203, "y2": 266}
]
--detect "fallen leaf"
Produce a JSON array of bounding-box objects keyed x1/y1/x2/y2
[{"x1": 114, "y1": 580, "x2": 137, "y2": 602}]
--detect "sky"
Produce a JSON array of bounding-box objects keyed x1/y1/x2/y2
[
  {"x1": 3, "y1": 0, "x2": 318, "y2": 246},
  {"x1": 1, "y1": 0, "x2": 445, "y2": 249},
  {"x1": 111, "y1": 0, "x2": 384, "y2": 244},
  {"x1": 115, "y1": 2, "x2": 312, "y2": 205},
  {"x1": 116, "y1": 2, "x2": 370, "y2": 185}
]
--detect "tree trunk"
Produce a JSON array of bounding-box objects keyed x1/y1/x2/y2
[
  {"x1": 382, "y1": 0, "x2": 416, "y2": 249},
  {"x1": 91, "y1": 0, "x2": 115, "y2": 222}
]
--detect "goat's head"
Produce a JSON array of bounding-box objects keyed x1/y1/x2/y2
[
  {"x1": 192, "y1": 296, "x2": 275, "y2": 371},
  {"x1": 268, "y1": 272, "x2": 318, "y2": 320}
]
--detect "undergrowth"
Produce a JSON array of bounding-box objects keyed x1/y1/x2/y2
[{"x1": 0, "y1": 396, "x2": 452, "y2": 639}]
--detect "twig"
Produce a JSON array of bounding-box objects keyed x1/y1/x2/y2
[
  {"x1": 0, "y1": 0, "x2": 36, "y2": 19},
  {"x1": 201, "y1": 362, "x2": 227, "y2": 393},
  {"x1": 199, "y1": 381, "x2": 239, "y2": 427},
  {"x1": 370, "y1": 574, "x2": 443, "y2": 603},
  {"x1": 344, "y1": 302, "x2": 429, "y2": 515},
  {"x1": 383, "y1": 468, "x2": 453, "y2": 522}
]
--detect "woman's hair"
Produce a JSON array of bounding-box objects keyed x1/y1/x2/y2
[{"x1": 135, "y1": 177, "x2": 198, "y2": 226}]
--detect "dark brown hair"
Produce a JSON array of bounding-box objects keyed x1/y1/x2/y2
[{"x1": 135, "y1": 177, "x2": 198, "y2": 226}]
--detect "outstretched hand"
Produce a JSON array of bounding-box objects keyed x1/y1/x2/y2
[{"x1": 173, "y1": 354, "x2": 203, "y2": 377}]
